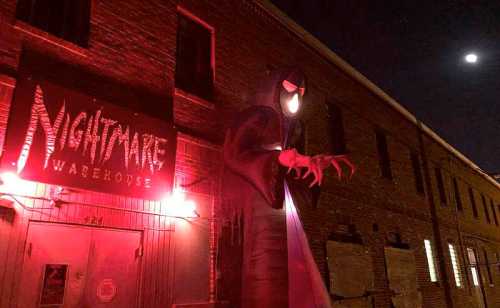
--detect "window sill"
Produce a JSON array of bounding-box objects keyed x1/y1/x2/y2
[
  {"x1": 14, "y1": 20, "x2": 89, "y2": 58},
  {"x1": 174, "y1": 87, "x2": 215, "y2": 110}
]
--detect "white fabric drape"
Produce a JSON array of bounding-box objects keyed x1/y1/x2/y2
[{"x1": 285, "y1": 183, "x2": 332, "y2": 308}]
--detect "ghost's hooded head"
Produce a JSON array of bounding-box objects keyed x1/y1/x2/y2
[{"x1": 251, "y1": 68, "x2": 306, "y2": 119}]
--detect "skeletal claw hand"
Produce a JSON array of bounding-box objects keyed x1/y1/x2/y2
[
  {"x1": 287, "y1": 166, "x2": 302, "y2": 179},
  {"x1": 312, "y1": 154, "x2": 356, "y2": 180},
  {"x1": 279, "y1": 148, "x2": 355, "y2": 188},
  {"x1": 301, "y1": 160, "x2": 323, "y2": 187},
  {"x1": 334, "y1": 155, "x2": 356, "y2": 179}
]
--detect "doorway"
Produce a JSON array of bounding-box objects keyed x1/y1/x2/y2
[{"x1": 18, "y1": 222, "x2": 142, "y2": 308}]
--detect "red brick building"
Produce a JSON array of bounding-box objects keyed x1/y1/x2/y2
[{"x1": 0, "y1": 1, "x2": 498, "y2": 308}]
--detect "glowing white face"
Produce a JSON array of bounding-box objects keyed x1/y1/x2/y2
[
  {"x1": 465, "y1": 53, "x2": 478, "y2": 63},
  {"x1": 280, "y1": 79, "x2": 305, "y2": 117},
  {"x1": 287, "y1": 93, "x2": 300, "y2": 114}
]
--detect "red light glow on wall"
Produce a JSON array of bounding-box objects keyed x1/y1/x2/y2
[
  {"x1": 0, "y1": 171, "x2": 37, "y2": 196},
  {"x1": 162, "y1": 188, "x2": 198, "y2": 218}
]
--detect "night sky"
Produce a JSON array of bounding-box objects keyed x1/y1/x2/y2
[{"x1": 271, "y1": 0, "x2": 500, "y2": 173}]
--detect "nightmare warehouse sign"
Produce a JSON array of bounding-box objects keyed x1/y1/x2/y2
[{"x1": 1, "y1": 74, "x2": 176, "y2": 199}]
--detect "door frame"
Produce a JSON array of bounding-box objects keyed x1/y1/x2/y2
[{"x1": 19, "y1": 221, "x2": 144, "y2": 308}]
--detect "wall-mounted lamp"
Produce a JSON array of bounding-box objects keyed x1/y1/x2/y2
[{"x1": 162, "y1": 188, "x2": 199, "y2": 218}]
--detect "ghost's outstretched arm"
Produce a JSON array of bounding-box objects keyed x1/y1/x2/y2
[{"x1": 223, "y1": 106, "x2": 285, "y2": 208}]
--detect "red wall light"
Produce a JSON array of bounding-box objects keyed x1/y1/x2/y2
[
  {"x1": 162, "y1": 188, "x2": 199, "y2": 218},
  {"x1": 0, "y1": 172, "x2": 37, "y2": 196}
]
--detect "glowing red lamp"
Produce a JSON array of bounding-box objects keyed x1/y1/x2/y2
[
  {"x1": 0, "y1": 172, "x2": 20, "y2": 187},
  {"x1": 0, "y1": 172, "x2": 40, "y2": 197}
]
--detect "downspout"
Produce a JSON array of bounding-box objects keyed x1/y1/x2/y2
[{"x1": 417, "y1": 121, "x2": 454, "y2": 308}]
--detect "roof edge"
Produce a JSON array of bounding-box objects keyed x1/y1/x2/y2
[{"x1": 255, "y1": 0, "x2": 500, "y2": 190}]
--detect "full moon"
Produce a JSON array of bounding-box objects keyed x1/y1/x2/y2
[{"x1": 465, "y1": 53, "x2": 478, "y2": 63}]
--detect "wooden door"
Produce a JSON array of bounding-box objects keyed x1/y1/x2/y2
[
  {"x1": 82, "y1": 228, "x2": 142, "y2": 307},
  {"x1": 18, "y1": 223, "x2": 92, "y2": 308}
]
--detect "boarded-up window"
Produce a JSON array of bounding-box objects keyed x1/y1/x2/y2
[
  {"x1": 175, "y1": 13, "x2": 213, "y2": 100},
  {"x1": 481, "y1": 195, "x2": 491, "y2": 224},
  {"x1": 435, "y1": 168, "x2": 446, "y2": 205},
  {"x1": 469, "y1": 188, "x2": 479, "y2": 218},
  {"x1": 376, "y1": 131, "x2": 392, "y2": 179},
  {"x1": 327, "y1": 103, "x2": 346, "y2": 155},
  {"x1": 410, "y1": 152, "x2": 424, "y2": 195},
  {"x1": 453, "y1": 178, "x2": 462, "y2": 211},
  {"x1": 384, "y1": 247, "x2": 422, "y2": 308},
  {"x1": 326, "y1": 241, "x2": 374, "y2": 299},
  {"x1": 16, "y1": 0, "x2": 90, "y2": 47}
]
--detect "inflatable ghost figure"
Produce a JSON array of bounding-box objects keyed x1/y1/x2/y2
[{"x1": 221, "y1": 68, "x2": 354, "y2": 308}]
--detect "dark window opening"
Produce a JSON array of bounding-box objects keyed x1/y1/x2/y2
[
  {"x1": 410, "y1": 152, "x2": 424, "y2": 194},
  {"x1": 491, "y1": 199, "x2": 498, "y2": 226},
  {"x1": 481, "y1": 195, "x2": 491, "y2": 224},
  {"x1": 386, "y1": 232, "x2": 410, "y2": 249},
  {"x1": 435, "y1": 168, "x2": 446, "y2": 205},
  {"x1": 483, "y1": 249, "x2": 493, "y2": 285},
  {"x1": 175, "y1": 13, "x2": 213, "y2": 100},
  {"x1": 469, "y1": 188, "x2": 478, "y2": 219},
  {"x1": 327, "y1": 103, "x2": 346, "y2": 155},
  {"x1": 453, "y1": 178, "x2": 462, "y2": 211},
  {"x1": 16, "y1": 0, "x2": 90, "y2": 47},
  {"x1": 376, "y1": 131, "x2": 392, "y2": 180},
  {"x1": 328, "y1": 224, "x2": 362, "y2": 244}
]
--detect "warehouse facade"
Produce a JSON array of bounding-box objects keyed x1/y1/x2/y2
[{"x1": 0, "y1": 1, "x2": 499, "y2": 308}]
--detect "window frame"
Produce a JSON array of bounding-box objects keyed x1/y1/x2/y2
[
  {"x1": 375, "y1": 130, "x2": 392, "y2": 180},
  {"x1": 424, "y1": 239, "x2": 438, "y2": 282},
  {"x1": 410, "y1": 152, "x2": 425, "y2": 195},
  {"x1": 469, "y1": 188, "x2": 479, "y2": 219},
  {"x1": 490, "y1": 199, "x2": 498, "y2": 226},
  {"x1": 452, "y1": 178, "x2": 462, "y2": 211},
  {"x1": 326, "y1": 102, "x2": 347, "y2": 155},
  {"x1": 448, "y1": 243, "x2": 462, "y2": 288},
  {"x1": 435, "y1": 167, "x2": 447, "y2": 205},
  {"x1": 482, "y1": 248, "x2": 494, "y2": 286},
  {"x1": 467, "y1": 247, "x2": 480, "y2": 287},
  {"x1": 15, "y1": 0, "x2": 91, "y2": 48},
  {"x1": 175, "y1": 6, "x2": 215, "y2": 102},
  {"x1": 481, "y1": 194, "x2": 491, "y2": 224}
]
